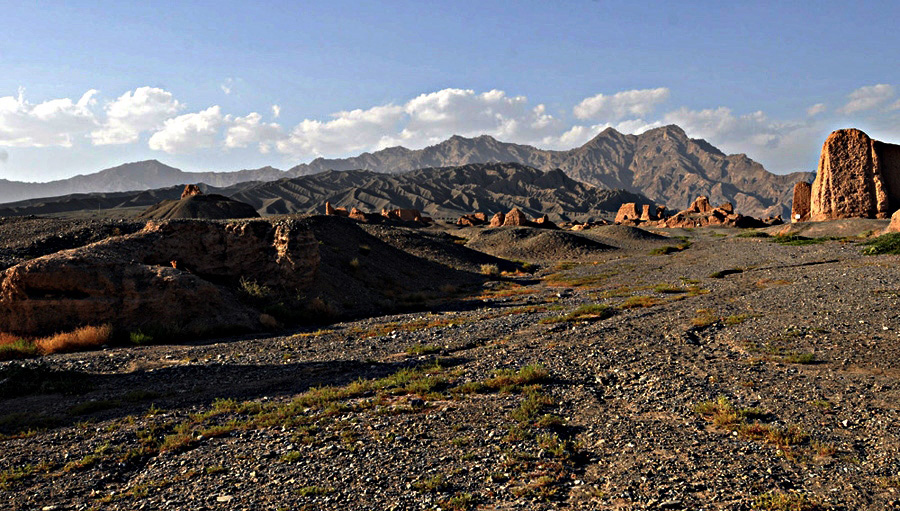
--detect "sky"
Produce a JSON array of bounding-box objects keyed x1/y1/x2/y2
[{"x1": 0, "y1": 0, "x2": 898, "y2": 182}]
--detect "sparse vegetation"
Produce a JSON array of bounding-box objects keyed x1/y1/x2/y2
[
  {"x1": 709, "y1": 268, "x2": 743, "y2": 278},
  {"x1": 539, "y1": 304, "x2": 614, "y2": 324},
  {"x1": 754, "y1": 491, "x2": 823, "y2": 511},
  {"x1": 480, "y1": 264, "x2": 500, "y2": 278},
  {"x1": 736, "y1": 230, "x2": 770, "y2": 238},
  {"x1": 619, "y1": 295, "x2": 660, "y2": 309},
  {"x1": 406, "y1": 343, "x2": 442, "y2": 356},
  {"x1": 862, "y1": 232, "x2": 900, "y2": 255}
]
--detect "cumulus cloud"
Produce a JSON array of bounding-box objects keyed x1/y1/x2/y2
[
  {"x1": 0, "y1": 88, "x2": 98, "y2": 147},
  {"x1": 573, "y1": 88, "x2": 670, "y2": 121},
  {"x1": 807, "y1": 103, "x2": 826, "y2": 117},
  {"x1": 225, "y1": 112, "x2": 283, "y2": 153},
  {"x1": 272, "y1": 104, "x2": 281, "y2": 118},
  {"x1": 373, "y1": 88, "x2": 563, "y2": 151},
  {"x1": 276, "y1": 104, "x2": 405, "y2": 157},
  {"x1": 91, "y1": 87, "x2": 182, "y2": 145},
  {"x1": 220, "y1": 78, "x2": 233, "y2": 95},
  {"x1": 838, "y1": 84, "x2": 895, "y2": 114},
  {"x1": 148, "y1": 106, "x2": 226, "y2": 154}
]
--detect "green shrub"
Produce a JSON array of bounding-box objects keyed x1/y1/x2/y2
[{"x1": 862, "y1": 233, "x2": 900, "y2": 255}]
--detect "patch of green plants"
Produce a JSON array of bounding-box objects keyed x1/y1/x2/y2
[
  {"x1": 480, "y1": 264, "x2": 500, "y2": 278},
  {"x1": 539, "y1": 304, "x2": 614, "y2": 324},
  {"x1": 754, "y1": 490, "x2": 823, "y2": 511},
  {"x1": 709, "y1": 268, "x2": 743, "y2": 278},
  {"x1": 736, "y1": 230, "x2": 770, "y2": 238},
  {"x1": 772, "y1": 234, "x2": 837, "y2": 246},
  {"x1": 129, "y1": 330, "x2": 154, "y2": 345},
  {"x1": 649, "y1": 242, "x2": 690, "y2": 255},
  {"x1": 68, "y1": 400, "x2": 121, "y2": 416},
  {"x1": 781, "y1": 352, "x2": 817, "y2": 365},
  {"x1": 619, "y1": 295, "x2": 661, "y2": 309},
  {"x1": 413, "y1": 473, "x2": 448, "y2": 493},
  {"x1": 406, "y1": 343, "x2": 442, "y2": 356},
  {"x1": 695, "y1": 396, "x2": 810, "y2": 451},
  {"x1": 296, "y1": 485, "x2": 333, "y2": 497},
  {"x1": 690, "y1": 309, "x2": 719, "y2": 328},
  {"x1": 438, "y1": 492, "x2": 477, "y2": 511},
  {"x1": 862, "y1": 232, "x2": 900, "y2": 255},
  {"x1": 653, "y1": 283, "x2": 687, "y2": 294},
  {"x1": 0, "y1": 339, "x2": 39, "y2": 361},
  {"x1": 724, "y1": 314, "x2": 749, "y2": 325}
]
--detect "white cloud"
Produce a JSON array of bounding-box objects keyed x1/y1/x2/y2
[
  {"x1": 220, "y1": 78, "x2": 233, "y2": 95},
  {"x1": 276, "y1": 104, "x2": 405, "y2": 157},
  {"x1": 573, "y1": 88, "x2": 670, "y2": 121},
  {"x1": 148, "y1": 106, "x2": 226, "y2": 154},
  {"x1": 374, "y1": 88, "x2": 563, "y2": 151},
  {"x1": 838, "y1": 84, "x2": 895, "y2": 114},
  {"x1": 0, "y1": 88, "x2": 98, "y2": 147},
  {"x1": 224, "y1": 112, "x2": 283, "y2": 153},
  {"x1": 807, "y1": 103, "x2": 826, "y2": 117},
  {"x1": 91, "y1": 87, "x2": 182, "y2": 145},
  {"x1": 272, "y1": 104, "x2": 281, "y2": 118}
]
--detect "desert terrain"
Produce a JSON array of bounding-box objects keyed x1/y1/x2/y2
[{"x1": 1, "y1": 212, "x2": 899, "y2": 511}]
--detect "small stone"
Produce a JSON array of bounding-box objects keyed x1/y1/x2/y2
[{"x1": 216, "y1": 495, "x2": 234, "y2": 503}]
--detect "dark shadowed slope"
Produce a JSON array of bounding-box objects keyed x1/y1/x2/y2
[{"x1": 229, "y1": 163, "x2": 651, "y2": 222}]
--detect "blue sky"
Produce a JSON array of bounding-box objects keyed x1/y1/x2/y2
[{"x1": 1, "y1": 0, "x2": 898, "y2": 181}]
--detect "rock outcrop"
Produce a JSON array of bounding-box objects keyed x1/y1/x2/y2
[
  {"x1": 614, "y1": 202, "x2": 661, "y2": 226},
  {"x1": 181, "y1": 184, "x2": 203, "y2": 199},
  {"x1": 887, "y1": 209, "x2": 900, "y2": 233},
  {"x1": 489, "y1": 212, "x2": 505, "y2": 227},
  {"x1": 325, "y1": 202, "x2": 349, "y2": 217},
  {"x1": 661, "y1": 196, "x2": 769, "y2": 228},
  {"x1": 0, "y1": 219, "x2": 320, "y2": 336},
  {"x1": 615, "y1": 203, "x2": 641, "y2": 224},
  {"x1": 457, "y1": 213, "x2": 487, "y2": 226},
  {"x1": 502, "y1": 208, "x2": 532, "y2": 227},
  {"x1": 810, "y1": 129, "x2": 900, "y2": 221},
  {"x1": 792, "y1": 182, "x2": 812, "y2": 223}
]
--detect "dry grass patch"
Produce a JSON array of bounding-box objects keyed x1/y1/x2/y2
[
  {"x1": 619, "y1": 295, "x2": 661, "y2": 309},
  {"x1": 36, "y1": 324, "x2": 113, "y2": 354}
]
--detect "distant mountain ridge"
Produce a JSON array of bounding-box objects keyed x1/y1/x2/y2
[
  {"x1": 0, "y1": 163, "x2": 649, "y2": 223},
  {"x1": 0, "y1": 125, "x2": 813, "y2": 217},
  {"x1": 230, "y1": 163, "x2": 650, "y2": 222}
]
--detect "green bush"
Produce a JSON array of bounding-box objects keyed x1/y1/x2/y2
[{"x1": 862, "y1": 233, "x2": 900, "y2": 255}]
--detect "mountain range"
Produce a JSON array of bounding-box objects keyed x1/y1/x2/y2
[
  {"x1": 0, "y1": 125, "x2": 813, "y2": 217},
  {"x1": 0, "y1": 163, "x2": 649, "y2": 223}
]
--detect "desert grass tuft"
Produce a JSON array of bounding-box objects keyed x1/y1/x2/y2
[{"x1": 36, "y1": 324, "x2": 113, "y2": 355}]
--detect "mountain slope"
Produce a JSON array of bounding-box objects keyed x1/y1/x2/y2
[
  {"x1": 231, "y1": 163, "x2": 649, "y2": 222},
  {"x1": 0, "y1": 126, "x2": 813, "y2": 217},
  {"x1": 0, "y1": 161, "x2": 283, "y2": 204}
]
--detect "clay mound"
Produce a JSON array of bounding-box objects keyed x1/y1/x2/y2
[
  {"x1": 291, "y1": 216, "x2": 487, "y2": 318},
  {"x1": 587, "y1": 225, "x2": 668, "y2": 242},
  {"x1": 359, "y1": 224, "x2": 517, "y2": 273},
  {"x1": 465, "y1": 227, "x2": 615, "y2": 261},
  {"x1": 137, "y1": 194, "x2": 259, "y2": 220},
  {"x1": 764, "y1": 218, "x2": 889, "y2": 239},
  {"x1": 0, "y1": 218, "x2": 320, "y2": 336}
]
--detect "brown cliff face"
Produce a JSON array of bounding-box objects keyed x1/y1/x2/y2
[
  {"x1": 810, "y1": 129, "x2": 900, "y2": 221},
  {"x1": 0, "y1": 219, "x2": 319, "y2": 336}
]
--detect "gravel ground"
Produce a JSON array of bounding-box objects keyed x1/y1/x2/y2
[{"x1": 2, "y1": 224, "x2": 900, "y2": 510}]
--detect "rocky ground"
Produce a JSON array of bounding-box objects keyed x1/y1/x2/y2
[{"x1": 2, "y1": 218, "x2": 900, "y2": 510}]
